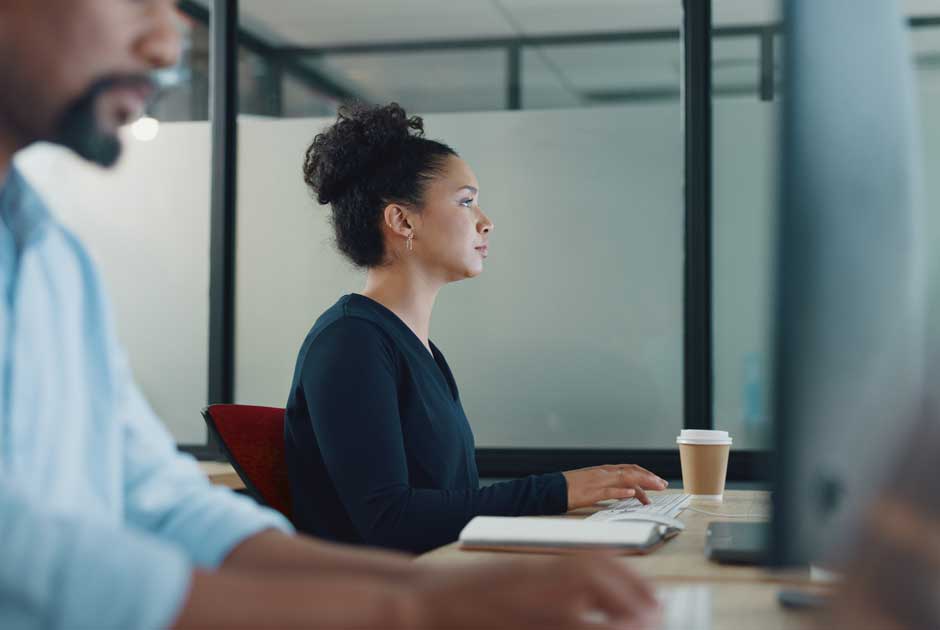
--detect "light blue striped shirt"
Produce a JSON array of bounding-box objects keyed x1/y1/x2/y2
[{"x1": 0, "y1": 167, "x2": 292, "y2": 629}]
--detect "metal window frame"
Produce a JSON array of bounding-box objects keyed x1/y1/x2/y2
[
  {"x1": 176, "y1": 0, "x2": 730, "y2": 473},
  {"x1": 178, "y1": 0, "x2": 241, "y2": 460},
  {"x1": 178, "y1": 3, "x2": 940, "y2": 476},
  {"x1": 683, "y1": 0, "x2": 713, "y2": 433},
  {"x1": 207, "y1": 0, "x2": 238, "y2": 407},
  {"x1": 177, "y1": 6, "x2": 940, "y2": 116},
  {"x1": 477, "y1": 448, "x2": 770, "y2": 482}
]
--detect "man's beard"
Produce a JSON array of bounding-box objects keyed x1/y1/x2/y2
[{"x1": 52, "y1": 75, "x2": 155, "y2": 168}]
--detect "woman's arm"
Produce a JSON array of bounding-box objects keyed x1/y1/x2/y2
[
  {"x1": 298, "y1": 320, "x2": 665, "y2": 553},
  {"x1": 300, "y1": 320, "x2": 560, "y2": 552}
]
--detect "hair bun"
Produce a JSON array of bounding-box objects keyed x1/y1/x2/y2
[{"x1": 303, "y1": 102, "x2": 426, "y2": 205}]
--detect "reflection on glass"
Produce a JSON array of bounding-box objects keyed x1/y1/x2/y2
[
  {"x1": 150, "y1": 14, "x2": 209, "y2": 122},
  {"x1": 234, "y1": 2, "x2": 686, "y2": 449},
  {"x1": 321, "y1": 50, "x2": 507, "y2": 114},
  {"x1": 711, "y1": 6, "x2": 781, "y2": 450},
  {"x1": 524, "y1": 40, "x2": 681, "y2": 109},
  {"x1": 913, "y1": 25, "x2": 940, "y2": 354}
]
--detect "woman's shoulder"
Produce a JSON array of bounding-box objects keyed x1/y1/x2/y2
[
  {"x1": 288, "y1": 299, "x2": 401, "y2": 407},
  {"x1": 300, "y1": 295, "x2": 398, "y2": 360}
]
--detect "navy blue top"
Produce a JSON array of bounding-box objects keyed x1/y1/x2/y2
[{"x1": 284, "y1": 294, "x2": 568, "y2": 553}]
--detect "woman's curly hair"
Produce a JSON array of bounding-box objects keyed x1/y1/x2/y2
[{"x1": 302, "y1": 102, "x2": 457, "y2": 268}]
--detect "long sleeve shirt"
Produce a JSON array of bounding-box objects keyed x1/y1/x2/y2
[
  {"x1": 284, "y1": 293, "x2": 567, "y2": 554},
  {"x1": 0, "y1": 167, "x2": 292, "y2": 630}
]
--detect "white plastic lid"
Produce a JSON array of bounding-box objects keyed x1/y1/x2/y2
[{"x1": 676, "y1": 429, "x2": 732, "y2": 445}]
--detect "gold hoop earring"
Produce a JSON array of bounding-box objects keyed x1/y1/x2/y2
[{"x1": 407, "y1": 234, "x2": 414, "y2": 251}]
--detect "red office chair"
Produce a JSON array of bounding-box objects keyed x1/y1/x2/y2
[{"x1": 202, "y1": 404, "x2": 293, "y2": 520}]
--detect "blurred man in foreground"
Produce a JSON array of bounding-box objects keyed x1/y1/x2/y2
[{"x1": 0, "y1": 1, "x2": 659, "y2": 628}]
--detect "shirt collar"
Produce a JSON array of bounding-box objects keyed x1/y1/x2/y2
[{"x1": 0, "y1": 166, "x2": 51, "y2": 249}]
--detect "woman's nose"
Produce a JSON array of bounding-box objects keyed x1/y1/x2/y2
[{"x1": 479, "y1": 210, "x2": 494, "y2": 234}]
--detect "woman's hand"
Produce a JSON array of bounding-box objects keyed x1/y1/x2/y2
[{"x1": 562, "y1": 465, "x2": 668, "y2": 510}]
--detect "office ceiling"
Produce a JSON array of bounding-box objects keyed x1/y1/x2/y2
[
  {"x1": 189, "y1": 0, "x2": 940, "y2": 113},
  {"x1": 227, "y1": 0, "x2": 939, "y2": 47}
]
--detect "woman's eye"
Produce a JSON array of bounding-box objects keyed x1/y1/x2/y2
[{"x1": 460, "y1": 198, "x2": 474, "y2": 207}]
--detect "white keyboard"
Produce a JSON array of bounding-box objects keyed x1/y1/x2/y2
[
  {"x1": 581, "y1": 585, "x2": 711, "y2": 629},
  {"x1": 658, "y1": 586, "x2": 711, "y2": 630},
  {"x1": 587, "y1": 493, "x2": 691, "y2": 522}
]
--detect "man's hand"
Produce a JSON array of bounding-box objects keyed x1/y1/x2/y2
[
  {"x1": 563, "y1": 465, "x2": 668, "y2": 509},
  {"x1": 408, "y1": 555, "x2": 661, "y2": 630}
]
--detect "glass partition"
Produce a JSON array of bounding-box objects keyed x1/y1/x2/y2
[
  {"x1": 913, "y1": 22, "x2": 940, "y2": 353},
  {"x1": 711, "y1": 1, "x2": 781, "y2": 450},
  {"x1": 15, "y1": 10, "x2": 212, "y2": 443},
  {"x1": 234, "y1": 1, "x2": 686, "y2": 450}
]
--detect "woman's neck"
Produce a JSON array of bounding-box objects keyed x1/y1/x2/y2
[{"x1": 361, "y1": 264, "x2": 441, "y2": 352}]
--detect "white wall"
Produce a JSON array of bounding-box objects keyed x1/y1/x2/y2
[
  {"x1": 15, "y1": 124, "x2": 212, "y2": 444},
  {"x1": 17, "y1": 65, "x2": 938, "y2": 450},
  {"x1": 235, "y1": 105, "x2": 685, "y2": 448}
]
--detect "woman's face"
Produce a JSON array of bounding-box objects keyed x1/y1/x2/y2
[{"x1": 410, "y1": 155, "x2": 493, "y2": 282}]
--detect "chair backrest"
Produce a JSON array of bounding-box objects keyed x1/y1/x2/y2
[{"x1": 202, "y1": 404, "x2": 292, "y2": 520}]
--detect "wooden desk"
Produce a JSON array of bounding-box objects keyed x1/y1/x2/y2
[
  {"x1": 198, "y1": 461, "x2": 245, "y2": 490},
  {"x1": 419, "y1": 490, "x2": 820, "y2": 629}
]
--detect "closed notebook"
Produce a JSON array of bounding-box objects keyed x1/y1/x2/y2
[{"x1": 458, "y1": 516, "x2": 677, "y2": 555}]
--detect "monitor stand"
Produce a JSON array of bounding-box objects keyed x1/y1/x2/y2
[
  {"x1": 705, "y1": 522, "x2": 833, "y2": 610},
  {"x1": 777, "y1": 588, "x2": 830, "y2": 610},
  {"x1": 778, "y1": 564, "x2": 838, "y2": 610},
  {"x1": 704, "y1": 521, "x2": 768, "y2": 565}
]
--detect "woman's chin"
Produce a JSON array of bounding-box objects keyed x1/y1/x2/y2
[{"x1": 448, "y1": 265, "x2": 483, "y2": 282}]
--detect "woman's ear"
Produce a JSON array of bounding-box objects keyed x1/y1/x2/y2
[{"x1": 383, "y1": 203, "x2": 419, "y2": 237}]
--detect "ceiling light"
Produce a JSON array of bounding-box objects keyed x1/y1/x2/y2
[{"x1": 130, "y1": 116, "x2": 160, "y2": 142}]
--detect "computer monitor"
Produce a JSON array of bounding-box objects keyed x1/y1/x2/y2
[{"x1": 771, "y1": 0, "x2": 927, "y2": 567}]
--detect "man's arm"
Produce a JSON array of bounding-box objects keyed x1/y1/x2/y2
[
  {"x1": 114, "y1": 347, "x2": 294, "y2": 568},
  {"x1": 106, "y1": 310, "x2": 412, "y2": 579},
  {"x1": 222, "y1": 529, "x2": 420, "y2": 578},
  {"x1": 0, "y1": 478, "x2": 415, "y2": 630},
  {"x1": 171, "y1": 569, "x2": 415, "y2": 629},
  {"x1": 0, "y1": 478, "x2": 658, "y2": 630},
  {"x1": 173, "y1": 554, "x2": 659, "y2": 630},
  {"x1": 0, "y1": 480, "x2": 192, "y2": 630}
]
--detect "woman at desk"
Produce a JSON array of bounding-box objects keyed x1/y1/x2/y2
[{"x1": 285, "y1": 102, "x2": 667, "y2": 553}]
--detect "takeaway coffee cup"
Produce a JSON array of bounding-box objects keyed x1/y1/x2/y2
[{"x1": 677, "y1": 429, "x2": 732, "y2": 502}]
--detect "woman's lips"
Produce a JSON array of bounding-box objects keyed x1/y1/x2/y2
[{"x1": 475, "y1": 245, "x2": 488, "y2": 258}]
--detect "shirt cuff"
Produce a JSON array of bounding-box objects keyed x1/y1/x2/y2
[
  {"x1": 539, "y1": 472, "x2": 569, "y2": 514},
  {"x1": 187, "y1": 489, "x2": 294, "y2": 568},
  {"x1": 58, "y1": 522, "x2": 194, "y2": 630}
]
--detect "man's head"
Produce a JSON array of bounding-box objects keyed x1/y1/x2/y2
[{"x1": 0, "y1": 0, "x2": 181, "y2": 167}]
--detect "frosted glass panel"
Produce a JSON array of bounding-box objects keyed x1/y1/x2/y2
[
  {"x1": 713, "y1": 20, "x2": 940, "y2": 451},
  {"x1": 236, "y1": 105, "x2": 683, "y2": 448},
  {"x1": 915, "y1": 27, "x2": 940, "y2": 356},
  {"x1": 711, "y1": 9, "x2": 780, "y2": 450},
  {"x1": 14, "y1": 123, "x2": 212, "y2": 443},
  {"x1": 712, "y1": 96, "x2": 777, "y2": 450}
]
